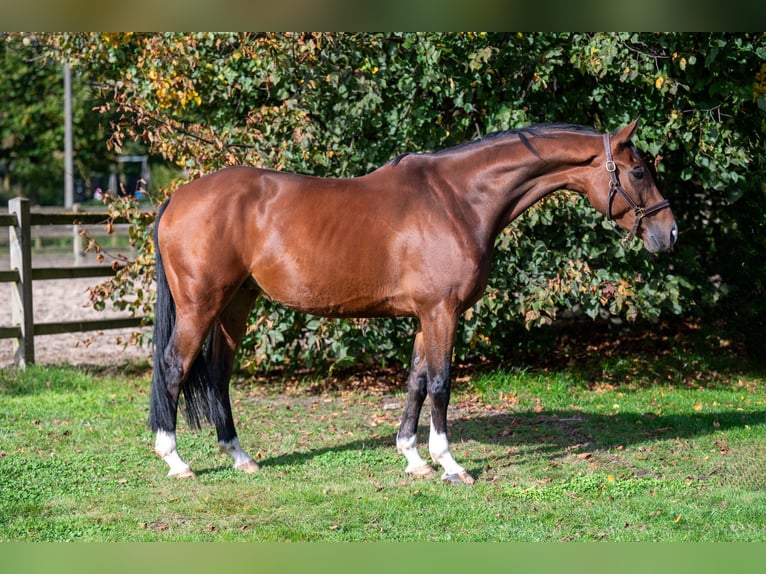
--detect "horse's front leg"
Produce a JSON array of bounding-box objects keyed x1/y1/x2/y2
[
  {"x1": 422, "y1": 308, "x2": 475, "y2": 485},
  {"x1": 396, "y1": 331, "x2": 437, "y2": 478}
]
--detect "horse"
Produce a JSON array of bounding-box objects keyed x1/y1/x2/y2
[{"x1": 149, "y1": 118, "x2": 677, "y2": 485}]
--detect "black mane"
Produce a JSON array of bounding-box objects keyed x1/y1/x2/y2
[{"x1": 390, "y1": 123, "x2": 598, "y2": 165}]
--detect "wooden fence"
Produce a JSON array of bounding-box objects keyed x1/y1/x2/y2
[{"x1": 1, "y1": 197, "x2": 148, "y2": 369}]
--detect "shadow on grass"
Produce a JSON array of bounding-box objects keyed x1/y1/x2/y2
[
  {"x1": 235, "y1": 407, "x2": 765, "y2": 478},
  {"x1": 449, "y1": 408, "x2": 766, "y2": 455}
]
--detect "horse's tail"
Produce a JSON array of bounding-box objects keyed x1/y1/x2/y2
[{"x1": 149, "y1": 200, "x2": 225, "y2": 432}]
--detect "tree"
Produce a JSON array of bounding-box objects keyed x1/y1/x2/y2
[
  {"x1": 1, "y1": 34, "x2": 123, "y2": 205},
  {"x1": 36, "y1": 32, "x2": 766, "y2": 366}
]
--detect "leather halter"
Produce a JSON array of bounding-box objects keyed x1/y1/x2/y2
[{"x1": 603, "y1": 133, "x2": 670, "y2": 243}]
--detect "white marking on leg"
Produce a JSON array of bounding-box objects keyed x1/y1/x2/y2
[
  {"x1": 218, "y1": 437, "x2": 259, "y2": 472},
  {"x1": 396, "y1": 432, "x2": 429, "y2": 473},
  {"x1": 428, "y1": 417, "x2": 465, "y2": 479},
  {"x1": 155, "y1": 429, "x2": 194, "y2": 477}
]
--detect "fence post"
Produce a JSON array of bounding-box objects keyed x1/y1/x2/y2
[
  {"x1": 73, "y1": 202, "x2": 84, "y2": 266},
  {"x1": 9, "y1": 197, "x2": 34, "y2": 368}
]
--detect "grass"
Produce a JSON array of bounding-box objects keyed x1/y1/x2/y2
[{"x1": 1, "y1": 328, "x2": 765, "y2": 542}]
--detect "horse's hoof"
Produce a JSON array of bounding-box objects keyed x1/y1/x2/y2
[
  {"x1": 442, "y1": 471, "x2": 475, "y2": 485},
  {"x1": 168, "y1": 468, "x2": 196, "y2": 479},
  {"x1": 407, "y1": 464, "x2": 438, "y2": 479},
  {"x1": 235, "y1": 460, "x2": 260, "y2": 474}
]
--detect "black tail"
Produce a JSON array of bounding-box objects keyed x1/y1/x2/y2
[{"x1": 148, "y1": 200, "x2": 226, "y2": 432}]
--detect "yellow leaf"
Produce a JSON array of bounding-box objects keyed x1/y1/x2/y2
[
  {"x1": 674, "y1": 514, "x2": 683, "y2": 524},
  {"x1": 655, "y1": 76, "x2": 665, "y2": 89},
  {"x1": 693, "y1": 402, "x2": 703, "y2": 412}
]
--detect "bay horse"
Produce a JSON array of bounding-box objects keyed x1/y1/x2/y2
[{"x1": 149, "y1": 118, "x2": 677, "y2": 484}]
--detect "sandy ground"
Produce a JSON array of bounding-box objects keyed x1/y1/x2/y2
[{"x1": 1, "y1": 253, "x2": 152, "y2": 369}]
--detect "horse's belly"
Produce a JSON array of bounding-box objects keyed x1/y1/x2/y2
[{"x1": 252, "y1": 261, "x2": 412, "y2": 318}]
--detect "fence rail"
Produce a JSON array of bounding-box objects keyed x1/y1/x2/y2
[{"x1": 2, "y1": 197, "x2": 150, "y2": 368}]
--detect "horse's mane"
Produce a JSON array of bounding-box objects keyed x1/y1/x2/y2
[{"x1": 390, "y1": 123, "x2": 598, "y2": 165}]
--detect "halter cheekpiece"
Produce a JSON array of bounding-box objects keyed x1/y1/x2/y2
[{"x1": 603, "y1": 133, "x2": 670, "y2": 243}]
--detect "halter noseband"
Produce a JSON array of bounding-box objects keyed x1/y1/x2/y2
[{"x1": 603, "y1": 133, "x2": 670, "y2": 243}]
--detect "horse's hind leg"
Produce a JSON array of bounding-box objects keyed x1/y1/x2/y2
[
  {"x1": 153, "y1": 313, "x2": 214, "y2": 478},
  {"x1": 207, "y1": 284, "x2": 260, "y2": 473}
]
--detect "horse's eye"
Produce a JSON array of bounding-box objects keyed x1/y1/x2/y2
[{"x1": 631, "y1": 168, "x2": 645, "y2": 180}]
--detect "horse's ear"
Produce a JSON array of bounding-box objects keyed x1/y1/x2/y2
[{"x1": 614, "y1": 116, "x2": 641, "y2": 145}]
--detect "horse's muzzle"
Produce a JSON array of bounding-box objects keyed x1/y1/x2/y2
[{"x1": 646, "y1": 220, "x2": 678, "y2": 253}]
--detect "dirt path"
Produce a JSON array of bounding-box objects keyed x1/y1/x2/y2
[{"x1": 1, "y1": 254, "x2": 151, "y2": 368}]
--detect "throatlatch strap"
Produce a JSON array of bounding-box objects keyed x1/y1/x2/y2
[{"x1": 601, "y1": 132, "x2": 671, "y2": 242}]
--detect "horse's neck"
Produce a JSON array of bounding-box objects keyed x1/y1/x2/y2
[{"x1": 441, "y1": 137, "x2": 597, "y2": 241}]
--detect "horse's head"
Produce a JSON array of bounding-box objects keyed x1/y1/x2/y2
[{"x1": 588, "y1": 118, "x2": 677, "y2": 253}]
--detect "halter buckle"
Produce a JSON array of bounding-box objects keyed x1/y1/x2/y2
[{"x1": 605, "y1": 160, "x2": 616, "y2": 173}]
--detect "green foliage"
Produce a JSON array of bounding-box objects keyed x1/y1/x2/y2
[
  {"x1": 30, "y1": 32, "x2": 766, "y2": 367},
  {"x1": 0, "y1": 35, "x2": 120, "y2": 204},
  {"x1": 1, "y1": 36, "x2": 68, "y2": 204}
]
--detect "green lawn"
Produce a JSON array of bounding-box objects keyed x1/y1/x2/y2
[{"x1": 1, "y1": 335, "x2": 765, "y2": 542}]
